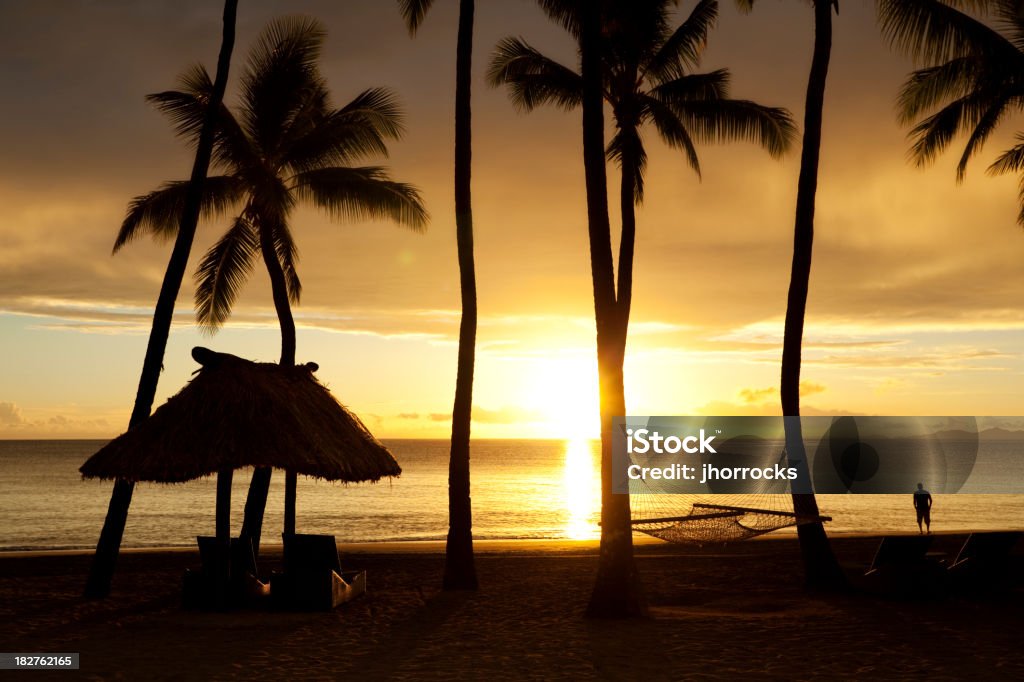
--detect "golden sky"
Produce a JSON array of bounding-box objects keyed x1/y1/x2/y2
[{"x1": 2, "y1": 0, "x2": 1024, "y2": 439}]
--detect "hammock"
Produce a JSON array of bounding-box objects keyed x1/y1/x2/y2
[
  {"x1": 623, "y1": 423, "x2": 832, "y2": 544},
  {"x1": 630, "y1": 496, "x2": 831, "y2": 545}
]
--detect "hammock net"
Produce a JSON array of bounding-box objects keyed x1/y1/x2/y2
[
  {"x1": 630, "y1": 494, "x2": 830, "y2": 545},
  {"x1": 623, "y1": 419, "x2": 833, "y2": 544},
  {"x1": 627, "y1": 445, "x2": 832, "y2": 544}
]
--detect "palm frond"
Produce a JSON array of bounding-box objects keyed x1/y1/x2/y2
[
  {"x1": 643, "y1": 0, "x2": 718, "y2": 82},
  {"x1": 399, "y1": 0, "x2": 436, "y2": 35},
  {"x1": 987, "y1": 134, "x2": 1024, "y2": 175},
  {"x1": 488, "y1": 37, "x2": 583, "y2": 111},
  {"x1": 896, "y1": 56, "x2": 993, "y2": 123},
  {"x1": 990, "y1": 0, "x2": 1024, "y2": 30},
  {"x1": 905, "y1": 91, "x2": 1005, "y2": 169},
  {"x1": 651, "y1": 69, "x2": 731, "y2": 101},
  {"x1": 194, "y1": 214, "x2": 260, "y2": 331},
  {"x1": 990, "y1": 139, "x2": 1024, "y2": 226},
  {"x1": 146, "y1": 66, "x2": 256, "y2": 171},
  {"x1": 606, "y1": 126, "x2": 649, "y2": 202},
  {"x1": 955, "y1": 93, "x2": 1010, "y2": 180},
  {"x1": 336, "y1": 87, "x2": 405, "y2": 139},
  {"x1": 114, "y1": 176, "x2": 244, "y2": 253},
  {"x1": 666, "y1": 98, "x2": 796, "y2": 158},
  {"x1": 640, "y1": 94, "x2": 702, "y2": 178},
  {"x1": 240, "y1": 15, "x2": 327, "y2": 155},
  {"x1": 283, "y1": 88, "x2": 406, "y2": 172},
  {"x1": 146, "y1": 64, "x2": 213, "y2": 141},
  {"x1": 291, "y1": 166, "x2": 429, "y2": 230},
  {"x1": 877, "y1": 0, "x2": 1019, "y2": 64},
  {"x1": 536, "y1": 0, "x2": 582, "y2": 39}
]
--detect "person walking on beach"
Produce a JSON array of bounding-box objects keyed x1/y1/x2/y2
[{"x1": 913, "y1": 483, "x2": 932, "y2": 534}]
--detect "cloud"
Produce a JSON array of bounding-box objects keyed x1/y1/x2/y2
[
  {"x1": 0, "y1": 402, "x2": 27, "y2": 426},
  {"x1": 471, "y1": 406, "x2": 545, "y2": 425},
  {"x1": 0, "y1": 402, "x2": 111, "y2": 436},
  {"x1": 807, "y1": 349, "x2": 1013, "y2": 370},
  {"x1": 697, "y1": 400, "x2": 849, "y2": 418},
  {"x1": 738, "y1": 381, "x2": 826, "y2": 405},
  {"x1": 401, "y1": 406, "x2": 545, "y2": 426},
  {"x1": 739, "y1": 387, "x2": 776, "y2": 404},
  {"x1": 799, "y1": 382, "x2": 826, "y2": 397}
]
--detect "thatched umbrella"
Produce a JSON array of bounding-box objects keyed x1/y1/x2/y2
[{"x1": 81, "y1": 347, "x2": 400, "y2": 548}]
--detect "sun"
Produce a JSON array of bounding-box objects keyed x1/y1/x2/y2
[{"x1": 524, "y1": 353, "x2": 601, "y2": 440}]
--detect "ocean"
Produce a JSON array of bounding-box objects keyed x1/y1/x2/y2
[{"x1": 1, "y1": 439, "x2": 1022, "y2": 551}]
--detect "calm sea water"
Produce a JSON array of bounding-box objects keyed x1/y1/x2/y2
[{"x1": 0, "y1": 439, "x2": 1022, "y2": 551}]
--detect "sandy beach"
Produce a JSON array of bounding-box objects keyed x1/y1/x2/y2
[{"x1": 1, "y1": 534, "x2": 1022, "y2": 680}]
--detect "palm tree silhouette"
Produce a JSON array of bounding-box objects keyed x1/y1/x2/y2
[
  {"x1": 85, "y1": 0, "x2": 239, "y2": 599},
  {"x1": 114, "y1": 16, "x2": 427, "y2": 554},
  {"x1": 398, "y1": 0, "x2": 480, "y2": 590},
  {"x1": 494, "y1": 0, "x2": 794, "y2": 616},
  {"x1": 737, "y1": 0, "x2": 845, "y2": 589},
  {"x1": 490, "y1": 0, "x2": 795, "y2": 322},
  {"x1": 879, "y1": 0, "x2": 1024, "y2": 223}
]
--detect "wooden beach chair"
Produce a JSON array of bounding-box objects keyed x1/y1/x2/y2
[
  {"x1": 182, "y1": 536, "x2": 269, "y2": 610},
  {"x1": 948, "y1": 531, "x2": 1022, "y2": 593},
  {"x1": 271, "y1": 533, "x2": 366, "y2": 611},
  {"x1": 862, "y1": 535, "x2": 947, "y2": 597}
]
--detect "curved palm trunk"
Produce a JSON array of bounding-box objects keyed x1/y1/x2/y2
[
  {"x1": 83, "y1": 0, "x2": 238, "y2": 599},
  {"x1": 239, "y1": 217, "x2": 298, "y2": 557},
  {"x1": 783, "y1": 0, "x2": 845, "y2": 590},
  {"x1": 583, "y1": 1, "x2": 645, "y2": 619},
  {"x1": 443, "y1": 0, "x2": 479, "y2": 591}
]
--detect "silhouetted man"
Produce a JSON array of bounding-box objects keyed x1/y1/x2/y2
[{"x1": 913, "y1": 483, "x2": 932, "y2": 534}]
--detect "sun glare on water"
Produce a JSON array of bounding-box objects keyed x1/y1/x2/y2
[{"x1": 562, "y1": 437, "x2": 600, "y2": 540}]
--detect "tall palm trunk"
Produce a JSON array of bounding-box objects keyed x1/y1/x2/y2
[
  {"x1": 616, "y1": 139, "x2": 638, "y2": 319},
  {"x1": 783, "y1": 0, "x2": 845, "y2": 590},
  {"x1": 239, "y1": 217, "x2": 297, "y2": 556},
  {"x1": 83, "y1": 0, "x2": 239, "y2": 599},
  {"x1": 583, "y1": 1, "x2": 645, "y2": 619},
  {"x1": 443, "y1": 0, "x2": 479, "y2": 590}
]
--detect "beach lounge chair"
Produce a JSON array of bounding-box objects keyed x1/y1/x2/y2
[
  {"x1": 862, "y1": 535, "x2": 947, "y2": 597},
  {"x1": 948, "y1": 531, "x2": 1022, "y2": 593},
  {"x1": 866, "y1": 535, "x2": 934, "y2": 574},
  {"x1": 270, "y1": 533, "x2": 367, "y2": 611},
  {"x1": 183, "y1": 536, "x2": 269, "y2": 609}
]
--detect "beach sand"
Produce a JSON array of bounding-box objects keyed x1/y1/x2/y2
[{"x1": 1, "y1": 534, "x2": 1022, "y2": 680}]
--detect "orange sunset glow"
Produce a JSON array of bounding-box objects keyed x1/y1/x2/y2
[
  {"x1": 4, "y1": 1, "x2": 1024, "y2": 679},
  {"x1": 2, "y1": 0, "x2": 1024, "y2": 442}
]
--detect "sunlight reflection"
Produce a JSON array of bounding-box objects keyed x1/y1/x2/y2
[{"x1": 563, "y1": 438, "x2": 600, "y2": 540}]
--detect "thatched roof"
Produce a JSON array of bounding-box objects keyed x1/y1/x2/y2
[{"x1": 80, "y1": 347, "x2": 401, "y2": 483}]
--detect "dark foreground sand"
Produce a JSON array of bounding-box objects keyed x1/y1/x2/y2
[{"x1": 1, "y1": 535, "x2": 1022, "y2": 681}]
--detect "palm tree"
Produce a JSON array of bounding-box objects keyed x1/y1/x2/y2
[
  {"x1": 398, "y1": 0, "x2": 480, "y2": 590},
  {"x1": 878, "y1": 1, "x2": 1024, "y2": 222},
  {"x1": 493, "y1": 0, "x2": 794, "y2": 616},
  {"x1": 490, "y1": 0, "x2": 795, "y2": 323},
  {"x1": 736, "y1": 0, "x2": 846, "y2": 589},
  {"x1": 84, "y1": 0, "x2": 239, "y2": 599},
  {"x1": 574, "y1": 0, "x2": 646, "y2": 618},
  {"x1": 114, "y1": 16, "x2": 428, "y2": 554}
]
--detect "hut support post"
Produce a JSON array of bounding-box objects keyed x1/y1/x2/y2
[
  {"x1": 215, "y1": 468, "x2": 233, "y2": 608},
  {"x1": 284, "y1": 470, "x2": 297, "y2": 536}
]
